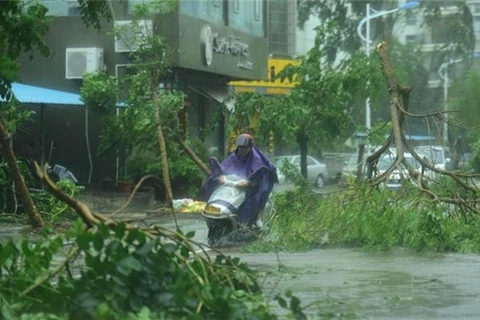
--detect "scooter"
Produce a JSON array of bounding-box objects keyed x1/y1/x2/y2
[{"x1": 201, "y1": 174, "x2": 275, "y2": 247}]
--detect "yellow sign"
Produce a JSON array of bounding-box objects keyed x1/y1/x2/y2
[
  {"x1": 233, "y1": 87, "x2": 257, "y2": 93},
  {"x1": 229, "y1": 58, "x2": 298, "y2": 91},
  {"x1": 266, "y1": 87, "x2": 291, "y2": 95}
]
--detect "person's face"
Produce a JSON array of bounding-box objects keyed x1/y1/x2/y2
[{"x1": 238, "y1": 146, "x2": 251, "y2": 158}]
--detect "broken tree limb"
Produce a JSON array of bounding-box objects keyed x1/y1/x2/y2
[
  {"x1": 111, "y1": 174, "x2": 162, "y2": 215},
  {"x1": 0, "y1": 119, "x2": 43, "y2": 228},
  {"x1": 173, "y1": 132, "x2": 211, "y2": 176}
]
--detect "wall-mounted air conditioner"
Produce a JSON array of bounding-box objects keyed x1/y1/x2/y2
[
  {"x1": 65, "y1": 47, "x2": 104, "y2": 79},
  {"x1": 114, "y1": 20, "x2": 153, "y2": 53}
]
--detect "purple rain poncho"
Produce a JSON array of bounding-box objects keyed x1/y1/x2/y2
[{"x1": 198, "y1": 145, "x2": 278, "y2": 225}]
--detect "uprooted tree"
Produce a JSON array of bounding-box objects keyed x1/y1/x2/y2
[{"x1": 366, "y1": 41, "x2": 480, "y2": 213}]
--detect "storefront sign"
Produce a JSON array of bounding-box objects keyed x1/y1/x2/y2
[
  {"x1": 229, "y1": 58, "x2": 298, "y2": 94},
  {"x1": 201, "y1": 25, "x2": 253, "y2": 70}
]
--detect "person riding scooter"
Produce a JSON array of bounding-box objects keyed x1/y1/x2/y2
[{"x1": 198, "y1": 133, "x2": 278, "y2": 227}]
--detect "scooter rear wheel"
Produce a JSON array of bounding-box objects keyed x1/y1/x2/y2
[{"x1": 207, "y1": 218, "x2": 235, "y2": 246}]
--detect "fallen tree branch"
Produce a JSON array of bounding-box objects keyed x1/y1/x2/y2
[
  {"x1": 370, "y1": 41, "x2": 480, "y2": 211},
  {"x1": 111, "y1": 174, "x2": 162, "y2": 215}
]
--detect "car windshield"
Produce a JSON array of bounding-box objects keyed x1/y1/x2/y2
[{"x1": 378, "y1": 155, "x2": 419, "y2": 171}]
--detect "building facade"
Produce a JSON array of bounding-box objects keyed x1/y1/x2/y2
[{"x1": 16, "y1": 0, "x2": 269, "y2": 184}]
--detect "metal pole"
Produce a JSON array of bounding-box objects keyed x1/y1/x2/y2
[
  {"x1": 40, "y1": 104, "x2": 45, "y2": 169},
  {"x1": 115, "y1": 107, "x2": 120, "y2": 186},
  {"x1": 443, "y1": 63, "x2": 449, "y2": 142},
  {"x1": 366, "y1": 3, "x2": 371, "y2": 129}
]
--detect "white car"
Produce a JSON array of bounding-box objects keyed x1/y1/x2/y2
[
  {"x1": 275, "y1": 155, "x2": 329, "y2": 188},
  {"x1": 376, "y1": 152, "x2": 420, "y2": 190},
  {"x1": 414, "y1": 145, "x2": 452, "y2": 171}
]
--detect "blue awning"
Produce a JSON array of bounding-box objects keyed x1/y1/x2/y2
[{"x1": 7, "y1": 83, "x2": 84, "y2": 106}]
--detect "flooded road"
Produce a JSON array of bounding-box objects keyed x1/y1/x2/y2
[
  {"x1": 167, "y1": 215, "x2": 480, "y2": 319},
  {"x1": 2, "y1": 188, "x2": 480, "y2": 319},
  {"x1": 231, "y1": 249, "x2": 480, "y2": 319}
]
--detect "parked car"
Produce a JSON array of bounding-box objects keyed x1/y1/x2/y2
[
  {"x1": 340, "y1": 154, "x2": 364, "y2": 183},
  {"x1": 340, "y1": 146, "x2": 384, "y2": 184},
  {"x1": 275, "y1": 155, "x2": 329, "y2": 188},
  {"x1": 375, "y1": 152, "x2": 420, "y2": 190},
  {"x1": 414, "y1": 145, "x2": 452, "y2": 171}
]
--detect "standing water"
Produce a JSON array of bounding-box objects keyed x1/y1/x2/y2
[{"x1": 230, "y1": 248, "x2": 480, "y2": 319}]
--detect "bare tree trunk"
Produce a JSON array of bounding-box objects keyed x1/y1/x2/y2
[
  {"x1": 175, "y1": 135, "x2": 211, "y2": 176},
  {"x1": 356, "y1": 144, "x2": 365, "y2": 180},
  {"x1": 0, "y1": 119, "x2": 43, "y2": 228},
  {"x1": 151, "y1": 84, "x2": 174, "y2": 206},
  {"x1": 297, "y1": 131, "x2": 308, "y2": 178},
  {"x1": 376, "y1": 41, "x2": 404, "y2": 156}
]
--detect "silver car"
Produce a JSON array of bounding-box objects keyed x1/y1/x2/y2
[
  {"x1": 414, "y1": 145, "x2": 452, "y2": 171},
  {"x1": 376, "y1": 153, "x2": 420, "y2": 190},
  {"x1": 275, "y1": 155, "x2": 329, "y2": 188}
]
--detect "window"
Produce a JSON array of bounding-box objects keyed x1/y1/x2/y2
[
  {"x1": 473, "y1": 4, "x2": 480, "y2": 14},
  {"x1": 254, "y1": 0, "x2": 261, "y2": 21},
  {"x1": 232, "y1": 0, "x2": 239, "y2": 13},
  {"x1": 475, "y1": 16, "x2": 480, "y2": 38},
  {"x1": 405, "y1": 35, "x2": 417, "y2": 44},
  {"x1": 67, "y1": 0, "x2": 81, "y2": 16}
]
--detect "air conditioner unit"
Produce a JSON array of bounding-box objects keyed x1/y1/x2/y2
[
  {"x1": 114, "y1": 20, "x2": 153, "y2": 53},
  {"x1": 65, "y1": 47, "x2": 104, "y2": 79}
]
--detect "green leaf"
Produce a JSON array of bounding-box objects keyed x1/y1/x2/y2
[
  {"x1": 76, "y1": 233, "x2": 91, "y2": 251},
  {"x1": 163, "y1": 243, "x2": 177, "y2": 254},
  {"x1": 20, "y1": 241, "x2": 32, "y2": 258},
  {"x1": 275, "y1": 295, "x2": 287, "y2": 308},
  {"x1": 136, "y1": 241, "x2": 153, "y2": 256},
  {"x1": 114, "y1": 223, "x2": 126, "y2": 239},
  {"x1": 118, "y1": 256, "x2": 142, "y2": 273},
  {"x1": 93, "y1": 232, "x2": 104, "y2": 251},
  {"x1": 97, "y1": 223, "x2": 110, "y2": 238}
]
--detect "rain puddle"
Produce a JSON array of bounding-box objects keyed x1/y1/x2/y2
[{"x1": 230, "y1": 248, "x2": 480, "y2": 319}]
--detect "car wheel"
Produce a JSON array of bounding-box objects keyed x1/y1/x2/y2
[{"x1": 315, "y1": 174, "x2": 325, "y2": 188}]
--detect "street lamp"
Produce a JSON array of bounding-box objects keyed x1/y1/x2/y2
[
  {"x1": 438, "y1": 52, "x2": 480, "y2": 143},
  {"x1": 357, "y1": 1, "x2": 420, "y2": 129}
]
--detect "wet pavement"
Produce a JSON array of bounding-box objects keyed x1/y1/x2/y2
[{"x1": 156, "y1": 213, "x2": 480, "y2": 319}]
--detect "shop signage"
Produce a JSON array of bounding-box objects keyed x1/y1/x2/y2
[
  {"x1": 229, "y1": 58, "x2": 298, "y2": 94},
  {"x1": 201, "y1": 25, "x2": 253, "y2": 70}
]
